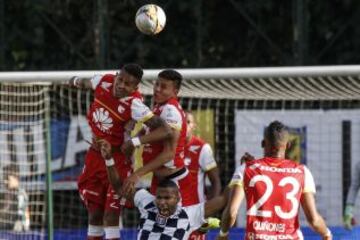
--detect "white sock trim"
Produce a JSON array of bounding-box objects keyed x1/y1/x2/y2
[
  {"x1": 88, "y1": 224, "x2": 104, "y2": 237},
  {"x1": 105, "y1": 226, "x2": 120, "y2": 239}
]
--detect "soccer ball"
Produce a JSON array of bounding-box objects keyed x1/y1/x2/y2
[{"x1": 135, "y1": 4, "x2": 166, "y2": 35}]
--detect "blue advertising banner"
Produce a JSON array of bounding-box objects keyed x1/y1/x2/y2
[{"x1": 0, "y1": 116, "x2": 91, "y2": 183}]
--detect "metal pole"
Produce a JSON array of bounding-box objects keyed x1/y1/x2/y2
[{"x1": 45, "y1": 88, "x2": 54, "y2": 240}]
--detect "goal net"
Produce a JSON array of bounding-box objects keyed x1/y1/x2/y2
[
  {"x1": 0, "y1": 66, "x2": 360, "y2": 239},
  {"x1": 0, "y1": 83, "x2": 50, "y2": 240}
]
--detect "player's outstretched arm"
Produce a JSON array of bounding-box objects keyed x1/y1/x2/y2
[
  {"x1": 301, "y1": 192, "x2": 332, "y2": 240},
  {"x1": 216, "y1": 185, "x2": 244, "y2": 240},
  {"x1": 68, "y1": 76, "x2": 93, "y2": 89}
]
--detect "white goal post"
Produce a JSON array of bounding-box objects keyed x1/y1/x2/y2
[
  {"x1": 1, "y1": 65, "x2": 360, "y2": 100},
  {"x1": 1, "y1": 65, "x2": 360, "y2": 81}
]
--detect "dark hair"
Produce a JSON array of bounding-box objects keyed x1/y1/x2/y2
[
  {"x1": 264, "y1": 121, "x2": 289, "y2": 147},
  {"x1": 122, "y1": 63, "x2": 143, "y2": 83},
  {"x1": 157, "y1": 179, "x2": 179, "y2": 190},
  {"x1": 3, "y1": 163, "x2": 19, "y2": 179},
  {"x1": 158, "y1": 69, "x2": 183, "y2": 90}
]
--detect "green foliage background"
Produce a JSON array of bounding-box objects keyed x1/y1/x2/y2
[{"x1": 1, "y1": 0, "x2": 359, "y2": 70}]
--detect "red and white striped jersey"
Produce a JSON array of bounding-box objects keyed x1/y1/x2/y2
[
  {"x1": 87, "y1": 74, "x2": 153, "y2": 147},
  {"x1": 142, "y1": 97, "x2": 187, "y2": 169},
  {"x1": 184, "y1": 136, "x2": 217, "y2": 204},
  {"x1": 230, "y1": 157, "x2": 316, "y2": 240}
]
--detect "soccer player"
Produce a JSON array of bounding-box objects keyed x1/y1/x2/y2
[
  {"x1": 69, "y1": 64, "x2": 173, "y2": 240},
  {"x1": 217, "y1": 121, "x2": 332, "y2": 240},
  {"x1": 185, "y1": 111, "x2": 221, "y2": 201},
  {"x1": 99, "y1": 139, "x2": 228, "y2": 240},
  {"x1": 343, "y1": 161, "x2": 360, "y2": 230},
  {"x1": 185, "y1": 111, "x2": 221, "y2": 240},
  {"x1": 121, "y1": 69, "x2": 192, "y2": 205}
]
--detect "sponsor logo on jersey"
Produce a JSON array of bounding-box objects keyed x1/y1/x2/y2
[
  {"x1": 248, "y1": 232, "x2": 294, "y2": 240},
  {"x1": 253, "y1": 220, "x2": 285, "y2": 233},
  {"x1": 92, "y1": 107, "x2": 113, "y2": 132},
  {"x1": 249, "y1": 163, "x2": 302, "y2": 174}
]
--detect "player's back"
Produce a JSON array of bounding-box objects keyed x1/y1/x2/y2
[{"x1": 243, "y1": 157, "x2": 308, "y2": 240}]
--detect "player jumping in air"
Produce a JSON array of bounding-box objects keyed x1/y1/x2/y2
[
  {"x1": 69, "y1": 64, "x2": 172, "y2": 240},
  {"x1": 121, "y1": 69, "x2": 193, "y2": 206}
]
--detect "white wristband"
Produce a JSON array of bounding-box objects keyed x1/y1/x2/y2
[
  {"x1": 219, "y1": 229, "x2": 229, "y2": 237},
  {"x1": 105, "y1": 158, "x2": 115, "y2": 167},
  {"x1": 131, "y1": 137, "x2": 141, "y2": 147}
]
